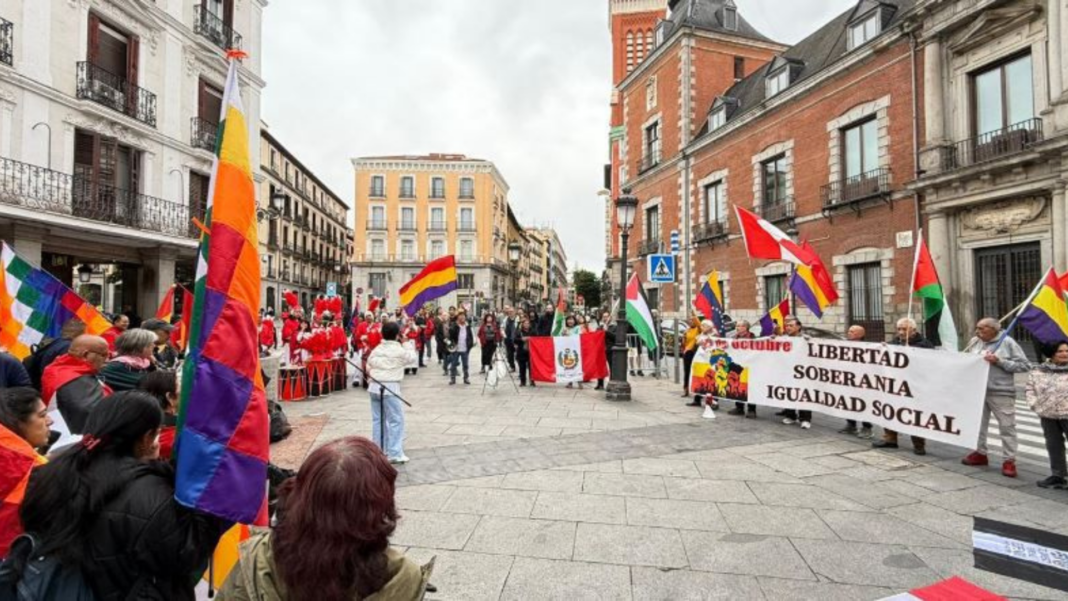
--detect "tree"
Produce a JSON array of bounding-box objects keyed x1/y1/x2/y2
[{"x1": 572, "y1": 269, "x2": 601, "y2": 309}]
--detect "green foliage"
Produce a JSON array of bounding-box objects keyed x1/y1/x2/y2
[{"x1": 572, "y1": 269, "x2": 600, "y2": 308}]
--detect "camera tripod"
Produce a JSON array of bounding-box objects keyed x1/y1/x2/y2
[{"x1": 482, "y1": 342, "x2": 519, "y2": 395}]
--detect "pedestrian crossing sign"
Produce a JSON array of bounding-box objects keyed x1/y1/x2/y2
[{"x1": 648, "y1": 254, "x2": 676, "y2": 284}]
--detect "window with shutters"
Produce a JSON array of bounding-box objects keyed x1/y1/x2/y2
[
  {"x1": 400, "y1": 175, "x2": 415, "y2": 198},
  {"x1": 764, "y1": 275, "x2": 787, "y2": 311},
  {"x1": 848, "y1": 263, "x2": 885, "y2": 341},
  {"x1": 84, "y1": 14, "x2": 152, "y2": 126},
  {"x1": 189, "y1": 171, "x2": 210, "y2": 237},
  {"x1": 459, "y1": 177, "x2": 474, "y2": 199},
  {"x1": 431, "y1": 177, "x2": 445, "y2": 199},
  {"x1": 192, "y1": 79, "x2": 223, "y2": 151},
  {"x1": 72, "y1": 128, "x2": 141, "y2": 226},
  {"x1": 370, "y1": 175, "x2": 385, "y2": 197},
  {"x1": 431, "y1": 240, "x2": 446, "y2": 259}
]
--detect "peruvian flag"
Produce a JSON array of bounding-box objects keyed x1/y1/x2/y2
[
  {"x1": 878, "y1": 576, "x2": 1005, "y2": 600},
  {"x1": 529, "y1": 332, "x2": 609, "y2": 384},
  {"x1": 734, "y1": 206, "x2": 805, "y2": 265}
]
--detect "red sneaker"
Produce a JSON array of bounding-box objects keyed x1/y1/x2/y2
[
  {"x1": 1002, "y1": 460, "x2": 1017, "y2": 478},
  {"x1": 961, "y1": 452, "x2": 989, "y2": 466}
]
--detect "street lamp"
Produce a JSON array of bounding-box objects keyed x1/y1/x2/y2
[
  {"x1": 257, "y1": 190, "x2": 285, "y2": 222},
  {"x1": 508, "y1": 241, "x2": 521, "y2": 305},
  {"x1": 77, "y1": 264, "x2": 93, "y2": 284},
  {"x1": 606, "y1": 190, "x2": 638, "y2": 401}
]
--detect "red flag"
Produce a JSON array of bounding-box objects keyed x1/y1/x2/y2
[
  {"x1": 156, "y1": 285, "x2": 176, "y2": 321},
  {"x1": 368, "y1": 296, "x2": 381, "y2": 314},
  {"x1": 171, "y1": 286, "x2": 194, "y2": 350},
  {"x1": 529, "y1": 332, "x2": 609, "y2": 383},
  {"x1": 734, "y1": 206, "x2": 806, "y2": 264}
]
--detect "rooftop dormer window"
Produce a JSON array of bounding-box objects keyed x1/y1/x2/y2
[
  {"x1": 766, "y1": 68, "x2": 789, "y2": 97},
  {"x1": 723, "y1": 2, "x2": 738, "y2": 31},
  {"x1": 848, "y1": 11, "x2": 881, "y2": 50},
  {"x1": 709, "y1": 107, "x2": 726, "y2": 131}
]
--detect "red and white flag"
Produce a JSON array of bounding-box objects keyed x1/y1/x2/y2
[
  {"x1": 878, "y1": 577, "x2": 1005, "y2": 601},
  {"x1": 529, "y1": 332, "x2": 609, "y2": 384},
  {"x1": 734, "y1": 205, "x2": 805, "y2": 265}
]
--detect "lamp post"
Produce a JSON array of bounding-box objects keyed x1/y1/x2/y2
[
  {"x1": 606, "y1": 190, "x2": 637, "y2": 402},
  {"x1": 508, "y1": 241, "x2": 521, "y2": 305}
]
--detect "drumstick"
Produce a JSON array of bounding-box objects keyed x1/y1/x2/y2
[{"x1": 344, "y1": 358, "x2": 413, "y2": 407}]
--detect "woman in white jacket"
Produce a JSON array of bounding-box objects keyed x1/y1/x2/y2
[{"x1": 367, "y1": 321, "x2": 417, "y2": 464}]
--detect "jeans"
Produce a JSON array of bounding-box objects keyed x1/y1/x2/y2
[
  {"x1": 449, "y1": 349, "x2": 470, "y2": 381},
  {"x1": 505, "y1": 340, "x2": 516, "y2": 370},
  {"x1": 369, "y1": 383, "x2": 405, "y2": 459},
  {"x1": 1040, "y1": 417, "x2": 1068, "y2": 478},
  {"x1": 976, "y1": 393, "x2": 1018, "y2": 460}
]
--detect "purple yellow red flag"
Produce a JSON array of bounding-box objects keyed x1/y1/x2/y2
[
  {"x1": 759, "y1": 298, "x2": 791, "y2": 336},
  {"x1": 1017, "y1": 268, "x2": 1068, "y2": 346},
  {"x1": 399, "y1": 255, "x2": 458, "y2": 317},
  {"x1": 174, "y1": 56, "x2": 268, "y2": 526}
]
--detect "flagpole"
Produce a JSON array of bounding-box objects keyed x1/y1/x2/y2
[
  {"x1": 994, "y1": 267, "x2": 1051, "y2": 352},
  {"x1": 905, "y1": 230, "x2": 923, "y2": 348}
]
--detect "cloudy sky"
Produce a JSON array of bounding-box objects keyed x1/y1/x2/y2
[{"x1": 261, "y1": 0, "x2": 857, "y2": 273}]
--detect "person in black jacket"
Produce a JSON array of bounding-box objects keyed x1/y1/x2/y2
[
  {"x1": 447, "y1": 311, "x2": 475, "y2": 385},
  {"x1": 515, "y1": 317, "x2": 535, "y2": 387},
  {"x1": 0, "y1": 351, "x2": 31, "y2": 389},
  {"x1": 872, "y1": 317, "x2": 934, "y2": 455},
  {"x1": 22, "y1": 319, "x2": 87, "y2": 390},
  {"x1": 20, "y1": 391, "x2": 229, "y2": 601},
  {"x1": 434, "y1": 309, "x2": 449, "y2": 374},
  {"x1": 503, "y1": 306, "x2": 518, "y2": 372}
]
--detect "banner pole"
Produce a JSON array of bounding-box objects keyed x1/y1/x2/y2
[
  {"x1": 905, "y1": 229, "x2": 923, "y2": 348},
  {"x1": 994, "y1": 267, "x2": 1050, "y2": 352}
]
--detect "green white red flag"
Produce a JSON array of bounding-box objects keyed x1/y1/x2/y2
[{"x1": 912, "y1": 237, "x2": 958, "y2": 351}]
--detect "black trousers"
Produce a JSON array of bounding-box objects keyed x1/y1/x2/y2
[
  {"x1": 1041, "y1": 417, "x2": 1068, "y2": 478},
  {"x1": 682, "y1": 349, "x2": 697, "y2": 392},
  {"x1": 783, "y1": 410, "x2": 812, "y2": 421},
  {"x1": 517, "y1": 354, "x2": 530, "y2": 385},
  {"x1": 436, "y1": 338, "x2": 447, "y2": 363},
  {"x1": 505, "y1": 340, "x2": 516, "y2": 370},
  {"x1": 481, "y1": 342, "x2": 497, "y2": 369}
]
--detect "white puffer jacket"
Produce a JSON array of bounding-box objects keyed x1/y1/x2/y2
[{"x1": 368, "y1": 341, "x2": 416, "y2": 383}]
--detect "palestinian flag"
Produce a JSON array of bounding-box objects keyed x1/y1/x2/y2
[
  {"x1": 625, "y1": 274, "x2": 658, "y2": 350},
  {"x1": 550, "y1": 288, "x2": 567, "y2": 336},
  {"x1": 529, "y1": 332, "x2": 609, "y2": 384},
  {"x1": 912, "y1": 237, "x2": 958, "y2": 351}
]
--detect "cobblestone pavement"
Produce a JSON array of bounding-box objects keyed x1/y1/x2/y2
[{"x1": 281, "y1": 361, "x2": 1068, "y2": 600}]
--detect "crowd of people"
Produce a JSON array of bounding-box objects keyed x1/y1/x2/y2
[{"x1": 0, "y1": 296, "x2": 1065, "y2": 599}]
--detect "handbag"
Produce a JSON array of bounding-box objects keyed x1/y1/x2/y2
[{"x1": 0, "y1": 535, "x2": 97, "y2": 601}]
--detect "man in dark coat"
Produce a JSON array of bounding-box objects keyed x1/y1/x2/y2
[
  {"x1": 40, "y1": 335, "x2": 111, "y2": 433},
  {"x1": 502, "y1": 306, "x2": 518, "y2": 372},
  {"x1": 872, "y1": 317, "x2": 934, "y2": 455}
]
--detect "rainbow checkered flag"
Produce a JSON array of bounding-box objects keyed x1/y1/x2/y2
[
  {"x1": 0, "y1": 242, "x2": 111, "y2": 359},
  {"x1": 175, "y1": 55, "x2": 268, "y2": 526}
]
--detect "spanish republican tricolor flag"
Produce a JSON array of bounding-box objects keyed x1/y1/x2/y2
[
  {"x1": 1017, "y1": 268, "x2": 1068, "y2": 346},
  {"x1": 759, "y1": 298, "x2": 790, "y2": 336},
  {"x1": 529, "y1": 332, "x2": 609, "y2": 384},
  {"x1": 400, "y1": 255, "x2": 458, "y2": 317}
]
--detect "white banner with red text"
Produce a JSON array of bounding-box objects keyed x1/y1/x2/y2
[{"x1": 690, "y1": 337, "x2": 990, "y2": 447}]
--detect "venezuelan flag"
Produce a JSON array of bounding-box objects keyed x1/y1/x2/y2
[
  {"x1": 759, "y1": 298, "x2": 790, "y2": 337},
  {"x1": 1018, "y1": 269, "x2": 1068, "y2": 345},
  {"x1": 400, "y1": 255, "x2": 458, "y2": 317},
  {"x1": 693, "y1": 270, "x2": 725, "y2": 332},
  {"x1": 175, "y1": 53, "x2": 268, "y2": 527}
]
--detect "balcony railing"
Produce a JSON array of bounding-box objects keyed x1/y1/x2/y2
[
  {"x1": 367, "y1": 220, "x2": 387, "y2": 231},
  {"x1": 400, "y1": 188, "x2": 415, "y2": 199},
  {"x1": 0, "y1": 156, "x2": 198, "y2": 238},
  {"x1": 398, "y1": 221, "x2": 417, "y2": 232},
  {"x1": 0, "y1": 17, "x2": 12, "y2": 66},
  {"x1": 639, "y1": 150, "x2": 661, "y2": 174},
  {"x1": 459, "y1": 189, "x2": 475, "y2": 200},
  {"x1": 758, "y1": 198, "x2": 795, "y2": 225},
  {"x1": 821, "y1": 167, "x2": 891, "y2": 210},
  {"x1": 369, "y1": 187, "x2": 385, "y2": 198},
  {"x1": 190, "y1": 117, "x2": 217, "y2": 152},
  {"x1": 458, "y1": 254, "x2": 475, "y2": 263},
  {"x1": 638, "y1": 239, "x2": 659, "y2": 256},
  {"x1": 428, "y1": 220, "x2": 447, "y2": 232},
  {"x1": 694, "y1": 219, "x2": 729, "y2": 244},
  {"x1": 76, "y1": 62, "x2": 157, "y2": 128},
  {"x1": 941, "y1": 118, "x2": 1043, "y2": 173},
  {"x1": 194, "y1": 5, "x2": 243, "y2": 51},
  {"x1": 458, "y1": 222, "x2": 476, "y2": 232},
  {"x1": 430, "y1": 189, "x2": 445, "y2": 200},
  {"x1": 399, "y1": 252, "x2": 418, "y2": 262}
]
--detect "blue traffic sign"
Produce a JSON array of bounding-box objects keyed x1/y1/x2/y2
[{"x1": 648, "y1": 254, "x2": 676, "y2": 284}]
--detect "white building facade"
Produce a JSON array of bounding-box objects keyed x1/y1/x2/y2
[{"x1": 0, "y1": 0, "x2": 265, "y2": 317}]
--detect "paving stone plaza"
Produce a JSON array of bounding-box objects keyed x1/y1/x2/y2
[{"x1": 280, "y1": 368, "x2": 1068, "y2": 600}]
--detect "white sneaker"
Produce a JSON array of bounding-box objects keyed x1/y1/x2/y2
[
  {"x1": 800, "y1": 421, "x2": 812, "y2": 430},
  {"x1": 782, "y1": 418, "x2": 797, "y2": 425},
  {"x1": 389, "y1": 455, "x2": 410, "y2": 464}
]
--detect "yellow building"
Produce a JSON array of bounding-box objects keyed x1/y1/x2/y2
[{"x1": 351, "y1": 154, "x2": 515, "y2": 313}]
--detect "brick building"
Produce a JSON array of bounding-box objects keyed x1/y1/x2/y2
[{"x1": 614, "y1": 0, "x2": 924, "y2": 341}]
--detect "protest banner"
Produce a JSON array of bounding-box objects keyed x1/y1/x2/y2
[{"x1": 690, "y1": 337, "x2": 989, "y2": 447}]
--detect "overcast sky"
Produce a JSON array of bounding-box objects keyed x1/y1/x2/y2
[{"x1": 261, "y1": 0, "x2": 857, "y2": 273}]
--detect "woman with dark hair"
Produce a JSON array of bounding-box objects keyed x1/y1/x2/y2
[
  {"x1": 1027, "y1": 341, "x2": 1068, "y2": 490},
  {"x1": 219, "y1": 436, "x2": 432, "y2": 600},
  {"x1": 99, "y1": 328, "x2": 158, "y2": 392},
  {"x1": 366, "y1": 322, "x2": 416, "y2": 464},
  {"x1": 0, "y1": 387, "x2": 50, "y2": 557},
  {"x1": 18, "y1": 391, "x2": 229, "y2": 599},
  {"x1": 137, "y1": 370, "x2": 179, "y2": 459},
  {"x1": 477, "y1": 313, "x2": 502, "y2": 374}
]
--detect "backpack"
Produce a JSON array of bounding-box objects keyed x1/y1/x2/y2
[
  {"x1": 0, "y1": 535, "x2": 97, "y2": 601},
  {"x1": 268, "y1": 399, "x2": 291, "y2": 443}
]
